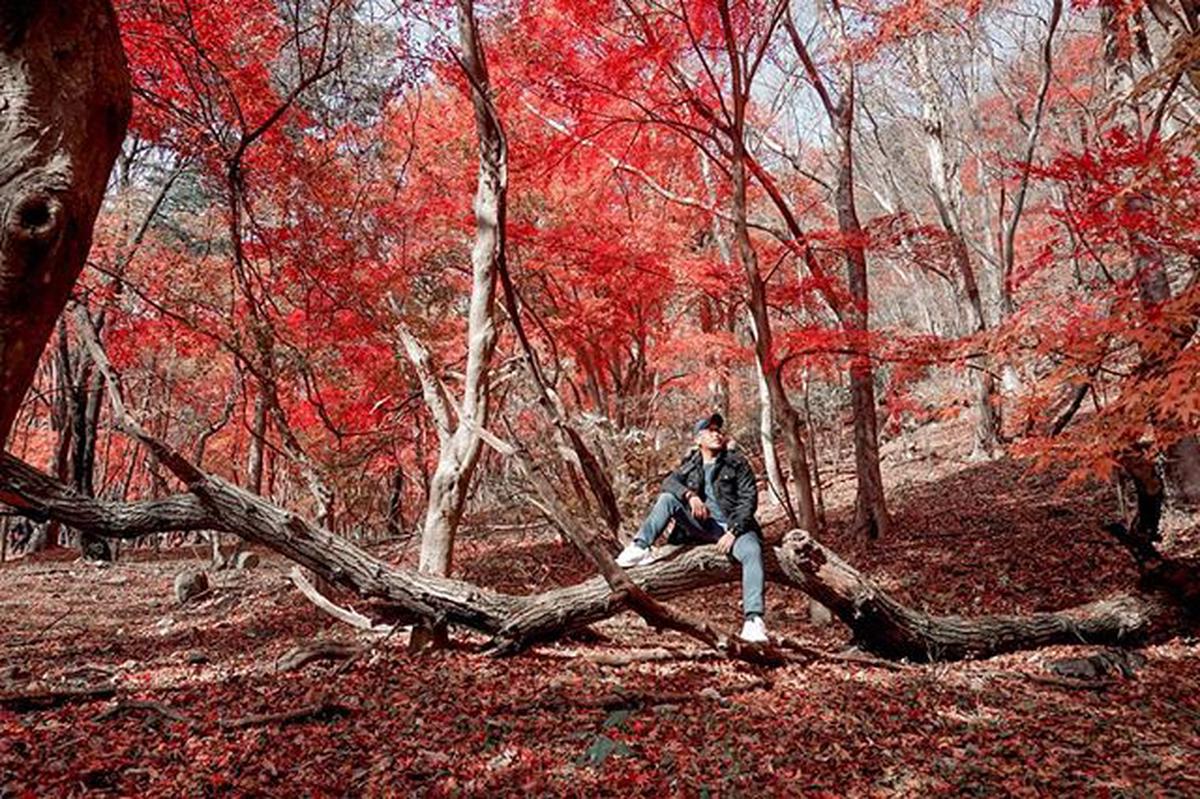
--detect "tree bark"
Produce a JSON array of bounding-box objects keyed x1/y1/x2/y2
[
  {"x1": 0, "y1": 1, "x2": 130, "y2": 445},
  {"x1": 385, "y1": 467, "x2": 405, "y2": 538},
  {"x1": 718, "y1": 0, "x2": 819, "y2": 534},
  {"x1": 4, "y1": 445, "x2": 1198, "y2": 661},
  {"x1": 913, "y1": 35, "x2": 1001, "y2": 460},
  {"x1": 396, "y1": 0, "x2": 504, "y2": 648},
  {"x1": 827, "y1": 20, "x2": 889, "y2": 540},
  {"x1": 785, "y1": 2, "x2": 890, "y2": 539},
  {"x1": 775, "y1": 530, "x2": 1192, "y2": 661}
]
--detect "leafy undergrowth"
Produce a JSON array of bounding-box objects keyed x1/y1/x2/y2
[{"x1": 3, "y1": 432, "x2": 1199, "y2": 795}]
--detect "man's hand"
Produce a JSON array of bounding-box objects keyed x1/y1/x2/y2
[
  {"x1": 688, "y1": 495, "x2": 709, "y2": 520},
  {"x1": 716, "y1": 531, "x2": 736, "y2": 555}
]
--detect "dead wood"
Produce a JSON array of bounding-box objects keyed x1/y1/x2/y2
[
  {"x1": 1023, "y1": 674, "x2": 1115, "y2": 691},
  {"x1": 4, "y1": 444, "x2": 1199, "y2": 664},
  {"x1": 0, "y1": 683, "x2": 117, "y2": 712},
  {"x1": 289, "y1": 566, "x2": 394, "y2": 634},
  {"x1": 220, "y1": 698, "x2": 353, "y2": 730},
  {"x1": 93, "y1": 699, "x2": 195, "y2": 726},
  {"x1": 1048, "y1": 648, "x2": 1147, "y2": 680},
  {"x1": 276, "y1": 640, "x2": 362, "y2": 673},
  {"x1": 775, "y1": 530, "x2": 1195, "y2": 661}
]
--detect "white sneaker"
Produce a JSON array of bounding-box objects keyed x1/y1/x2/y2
[
  {"x1": 615, "y1": 542, "x2": 653, "y2": 568},
  {"x1": 740, "y1": 616, "x2": 768, "y2": 643}
]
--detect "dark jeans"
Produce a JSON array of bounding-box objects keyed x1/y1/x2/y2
[{"x1": 634, "y1": 492, "x2": 764, "y2": 617}]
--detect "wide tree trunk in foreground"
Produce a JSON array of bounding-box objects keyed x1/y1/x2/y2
[{"x1": 0, "y1": 1, "x2": 130, "y2": 445}]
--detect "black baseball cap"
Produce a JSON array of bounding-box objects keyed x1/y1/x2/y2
[{"x1": 693, "y1": 412, "x2": 724, "y2": 434}]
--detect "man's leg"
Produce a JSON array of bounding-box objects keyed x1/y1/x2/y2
[
  {"x1": 618, "y1": 493, "x2": 717, "y2": 567},
  {"x1": 730, "y1": 533, "x2": 765, "y2": 618},
  {"x1": 633, "y1": 492, "x2": 688, "y2": 548}
]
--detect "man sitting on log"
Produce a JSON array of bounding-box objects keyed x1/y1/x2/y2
[{"x1": 616, "y1": 413, "x2": 768, "y2": 643}]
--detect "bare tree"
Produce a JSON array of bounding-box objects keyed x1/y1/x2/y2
[
  {"x1": 784, "y1": 0, "x2": 890, "y2": 538},
  {"x1": 396, "y1": 0, "x2": 503, "y2": 643},
  {"x1": 910, "y1": 34, "x2": 1002, "y2": 460}
]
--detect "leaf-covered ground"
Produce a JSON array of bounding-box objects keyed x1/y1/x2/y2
[{"x1": 3, "y1": 423, "x2": 1199, "y2": 796}]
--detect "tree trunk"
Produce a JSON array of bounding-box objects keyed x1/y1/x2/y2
[
  {"x1": 699, "y1": 156, "x2": 734, "y2": 420},
  {"x1": 754, "y1": 345, "x2": 794, "y2": 520},
  {"x1": 0, "y1": 1, "x2": 130, "y2": 445},
  {"x1": 786, "y1": 1, "x2": 890, "y2": 539},
  {"x1": 833, "y1": 92, "x2": 890, "y2": 541},
  {"x1": 74, "y1": 362, "x2": 111, "y2": 560},
  {"x1": 774, "y1": 530, "x2": 1192, "y2": 661},
  {"x1": 1165, "y1": 437, "x2": 1200, "y2": 507},
  {"x1": 721, "y1": 33, "x2": 818, "y2": 534},
  {"x1": 403, "y1": 0, "x2": 504, "y2": 647},
  {"x1": 386, "y1": 468, "x2": 405, "y2": 538},
  {"x1": 913, "y1": 35, "x2": 1001, "y2": 460},
  {"x1": 247, "y1": 391, "x2": 267, "y2": 495}
]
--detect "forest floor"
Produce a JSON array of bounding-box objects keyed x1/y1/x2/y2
[{"x1": 2, "y1": 418, "x2": 1199, "y2": 796}]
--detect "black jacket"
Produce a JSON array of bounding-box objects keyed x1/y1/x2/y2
[{"x1": 661, "y1": 447, "x2": 761, "y2": 537}]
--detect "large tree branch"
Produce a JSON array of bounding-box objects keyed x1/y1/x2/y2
[
  {"x1": 1000, "y1": 0, "x2": 1063, "y2": 292},
  {"x1": 0, "y1": 452, "x2": 212, "y2": 536},
  {"x1": 775, "y1": 530, "x2": 1187, "y2": 661},
  {"x1": 4, "y1": 443, "x2": 1195, "y2": 662}
]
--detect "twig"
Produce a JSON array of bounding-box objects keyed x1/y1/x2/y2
[
  {"x1": 775, "y1": 637, "x2": 909, "y2": 672},
  {"x1": 25, "y1": 609, "x2": 72, "y2": 646},
  {"x1": 330, "y1": 621, "x2": 406, "y2": 677}
]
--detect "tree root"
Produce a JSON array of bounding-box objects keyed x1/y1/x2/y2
[
  {"x1": 0, "y1": 683, "x2": 117, "y2": 712},
  {"x1": 93, "y1": 699, "x2": 195, "y2": 726},
  {"x1": 276, "y1": 640, "x2": 362, "y2": 673},
  {"x1": 220, "y1": 698, "x2": 353, "y2": 730}
]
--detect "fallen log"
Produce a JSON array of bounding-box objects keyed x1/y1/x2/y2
[
  {"x1": 3, "y1": 453, "x2": 1197, "y2": 663},
  {"x1": 276, "y1": 641, "x2": 361, "y2": 673},
  {"x1": 775, "y1": 530, "x2": 1195, "y2": 661},
  {"x1": 93, "y1": 699, "x2": 195, "y2": 726},
  {"x1": 0, "y1": 683, "x2": 117, "y2": 712}
]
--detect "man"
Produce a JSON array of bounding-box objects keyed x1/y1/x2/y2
[{"x1": 616, "y1": 412, "x2": 768, "y2": 643}]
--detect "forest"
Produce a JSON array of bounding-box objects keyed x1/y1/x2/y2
[{"x1": 1, "y1": 0, "x2": 1198, "y2": 794}]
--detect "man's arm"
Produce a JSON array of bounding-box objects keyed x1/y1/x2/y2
[
  {"x1": 727, "y1": 457, "x2": 758, "y2": 535},
  {"x1": 661, "y1": 454, "x2": 695, "y2": 501}
]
